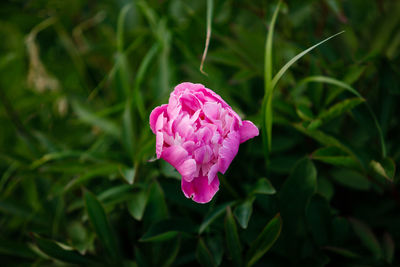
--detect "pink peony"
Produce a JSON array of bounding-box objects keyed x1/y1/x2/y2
[{"x1": 149, "y1": 82, "x2": 259, "y2": 203}]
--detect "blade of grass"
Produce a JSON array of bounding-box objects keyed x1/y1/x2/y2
[
  {"x1": 246, "y1": 213, "x2": 282, "y2": 267},
  {"x1": 133, "y1": 44, "x2": 159, "y2": 120},
  {"x1": 299, "y1": 75, "x2": 362, "y2": 98},
  {"x1": 200, "y1": 0, "x2": 213, "y2": 75},
  {"x1": 85, "y1": 191, "x2": 120, "y2": 263},
  {"x1": 117, "y1": 4, "x2": 132, "y2": 53},
  {"x1": 264, "y1": 29, "x2": 344, "y2": 159},
  {"x1": 297, "y1": 75, "x2": 386, "y2": 157},
  {"x1": 270, "y1": 31, "x2": 345, "y2": 90},
  {"x1": 265, "y1": 1, "x2": 281, "y2": 96},
  {"x1": 263, "y1": 0, "x2": 281, "y2": 159},
  {"x1": 292, "y1": 122, "x2": 363, "y2": 168}
]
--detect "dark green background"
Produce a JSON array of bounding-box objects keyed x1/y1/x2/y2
[{"x1": 0, "y1": 0, "x2": 399, "y2": 266}]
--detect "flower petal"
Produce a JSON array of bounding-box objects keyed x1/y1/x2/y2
[
  {"x1": 194, "y1": 146, "x2": 206, "y2": 163},
  {"x1": 207, "y1": 164, "x2": 219, "y2": 184},
  {"x1": 149, "y1": 104, "x2": 167, "y2": 133},
  {"x1": 178, "y1": 159, "x2": 197, "y2": 182},
  {"x1": 156, "y1": 131, "x2": 164, "y2": 158},
  {"x1": 181, "y1": 176, "x2": 219, "y2": 204},
  {"x1": 155, "y1": 112, "x2": 165, "y2": 132},
  {"x1": 203, "y1": 102, "x2": 220, "y2": 120},
  {"x1": 218, "y1": 131, "x2": 240, "y2": 174},
  {"x1": 239, "y1": 120, "x2": 259, "y2": 143},
  {"x1": 161, "y1": 145, "x2": 188, "y2": 167}
]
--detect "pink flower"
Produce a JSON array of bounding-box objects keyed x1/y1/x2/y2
[{"x1": 149, "y1": 82, "x2": 259, "y2": 203}]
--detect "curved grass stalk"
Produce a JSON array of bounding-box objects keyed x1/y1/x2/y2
[
  {"x1": 262, "y1": 0, "x2": 344, "y2": 160},
  {"x1": 200, "y1": 0, "x2": 214, "y2": 75},
  {"x1": 297, "y1": 75, "x2": 386, "y2": 158},
  {"x1": 262, "y1": 1, "x2": 281, "y2": 158}
]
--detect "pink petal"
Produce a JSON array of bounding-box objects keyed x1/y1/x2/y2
[
  {"x1": 174, "y1": 82, "x2": 205, "y2": 94},
  {"x1": 203, "y1": 102, "x2": 220, "y2": 120},
  {"x1": 149, "y1": 105, "x2": 168, "y2": 133},
  {"x1": 175, "y1": 115, "x2": 194, "y2": 139},
  {"x1": 194, "y1": 146, "x2": 206, "y2": 163},
  {"x1": 239, "y1": 120, "x2": 259, "y2": 143},
  {"x1": 197, "y1": 124, "x2": 215, "y2": 143},
  {"x1": 167, "y1": 96, "x2": 180, "y2": 120},
  {"x1": 161, "y1": 145, "x2": 188, "y2": 167},
  {"x1": 180, "y1": 93, "x2": 202, "y2": 113},
  {"x1": 218, "y1": 131, "x2": 240, "y2": 174},
  {"x1": 182, "y1": 141, "x2": 196, "y2": 153},
  {"x1": 189, "y1": 109, "x2": 201, "y2": 124},
  {"x1": 181, "y1": 175, "x2": 220, "y2": 204},
  {"x1": 156, "y1": 131, "x2": 164, "y2": 158},
  {"x1": 207, "y1": 164, "x2": 219, "y2": 184},
  {"x1": 178, "y1": 159, "x2": 197, "y2": 182},
  {"x1": 156, "y1": 114, "x2": 164, "y2": 132}
]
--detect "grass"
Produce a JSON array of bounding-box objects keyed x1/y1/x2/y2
[{"x1": 0, "y1": 0, "x2": 399, "y2": 266}]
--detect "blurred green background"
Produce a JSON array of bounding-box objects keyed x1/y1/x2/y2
[{"x1": 0, "y1": 0, "x2": 399, "y2": 266}]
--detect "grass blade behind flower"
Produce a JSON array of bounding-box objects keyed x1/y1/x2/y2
[
  {"x1": 262, "y1": 0, "x2": 281, "y2": 160},
  {"x1": 262, "y1": 0, "x2": 344, "y2": 160}
]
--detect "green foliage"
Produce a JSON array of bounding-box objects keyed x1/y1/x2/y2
[
  {"x1": 246, "y1": 213, "x2": 282, "y2": 267},
  {"x1": 1, "y1": 0, "x2": 400, "y2": 266}
]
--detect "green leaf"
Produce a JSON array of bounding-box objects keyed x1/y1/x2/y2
[
  {"x1": 0, "y1": 239, "x2": 36, "y2": 259},
  {"x1": 68, "y1": 184, "x2": 134, "y2": 212},
  {"x1": 34, "y1": 234, "x2": 95, "y2": 265},
  {"x1": 306, "y1": 195, "x2": 331, "y2": 246},
  {"x1": 63, "y1": 164, "x2": 121, "y2": 194},
  {"x1": 279, "y1": 158, "x2": 317, "y2": 234},
  {"x1": 382, "y1": 232, "x2": 394, "y2": 264},
  {"x1": 127, "y1": 189, "x2": 148, "y2": 221},
  {"x1": 323, "y1": 246, "x2": 360, "y2": 259},
  {"x1": 292, "y1": 123, "x2": 361, "y2": 166},
  {"x1": 234, "y1": 197, "x2": 254, "y2": 229},
  {"x1": 144, "y1": 182, "x2": 168, "y2": 224},
  {"x1": 199, "y1": 201, "x2": 234, "y2": 234},
  {"x1": 348, "y1": 218, "x2": 382, "y2": 259},
  {"x1": 316, "y1": 97, "x2": 364, "y2": 126},
  {"x1": 370, "y1": 157, "x2": 395, "y2": 182},
  {"x1": 331, "y1": 169, "x2": 371, "y2": 191},
  {"x1": 225, "y1": 207, "x2": 242, "y2": 266},
  {"x1": 251, "y1": 178, "x2": 276, "y2": 195},
  {"x1": 30, "y1": 151, "x2": 84, "y2": 170},
  {"x1": 312, "y1": 146, "x2": 359, "y2": 168},
  {"x1": 297, "y1": 75, "x2": 386, "y2": 157},
  {"x1": 296, "y1": 104, "x2": 314, "y2": 121},
  {"x1": 97, "y1": 184, "x2": 133, "y2": 201},
  {"x1": 67, "y1": 221, "x2": 91, "y2": 254},
  {"x1": 140, "y1": 219, "x2": 195, "y2": 242},
  {"x1": 71, "y1": 100, "x2": 121, "y2": 138},
  {"x1": 246, "y1": 213, "x2": 282, "y2": 267},
  {"x1": 84, "y1": 191, "x2": 120, "y2": 263},
  {"x1": 160, "y1": 160, "x2": 181, "y2": 180},
  {"x1": 160, "y1": 237, "x2": 181, "y2": 267},
  {"x1": 196, "y1": 238, "x2": 216, "y2": 267},
  {"x1": 206, "y1": 235, "x2": 224, "y2": 266},
  {"x1": 0, "y1": 200, "x2": 47, "y2": 226},
  {"x1": 343, "y1": 64, "x2": 367, "y2": 85},
  {"x1": 121, "y1": 167, "x2": 135, "y2": 184},
  {"x1": 317, "y1": 177, "x2": 334, "y2": 201}
]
